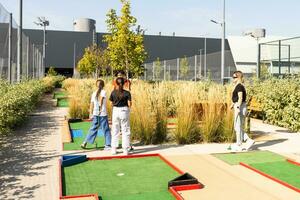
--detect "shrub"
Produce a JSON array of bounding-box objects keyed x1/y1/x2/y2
[
  {"x1": 0, "y1": 80, "x2": 45, "y2": 134},
  {"x1": 248, "y1": 77, "x2": 300, "y2": 131}
]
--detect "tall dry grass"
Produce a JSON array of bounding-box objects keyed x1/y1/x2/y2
[
  {"x1": 173, "y1": 82, "x2": 200, "y2": 144},
  {"x1": 130, "y1": 81, "x2": 168, "y2": 144},
  {"x1": 199, "y1": 84, "x2": 225, "y2": 143}
]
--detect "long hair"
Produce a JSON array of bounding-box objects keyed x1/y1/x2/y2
[
  {"x1": 96, "y1": 79, "x2": 105, "y2": 100},
  {"x1": 116, "y1": 77, "x2": 125, "y2": 102}
]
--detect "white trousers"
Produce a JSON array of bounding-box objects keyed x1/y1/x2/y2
[
  {"x1": 234, "y1": 102, "x2": 249, "y2": 146},
  {"x1": 111, "y1": 106, "x2": 131, "y2": 150}
]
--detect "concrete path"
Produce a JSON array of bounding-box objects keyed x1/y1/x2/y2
[
  {"x1": 1, "y1": 95, "x2": 299, "y2": 200},
  {"x1": 0, "y1": 94, "x2": 67, "y2": 200}
]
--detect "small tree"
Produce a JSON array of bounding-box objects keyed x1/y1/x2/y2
[
  {"x1": 154, "y1": 57, "x2": 162, "y2": 80},
  {"x1": 180, "y1": 56, "x2": 189, "y2": 80},
  {"x1": 77, "y1": 45, "x2": 108, "y2": 77},
  {"x1": 104, "y1": 0, "x2": 147, "y2": 78},
  {"x1": 47, "y1": 66, "x2": 57, "y2": 76}
]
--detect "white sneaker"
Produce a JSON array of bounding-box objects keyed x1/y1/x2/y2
[
  {"x1": 123, "y1": 149, "x2": 129, "y2": 156},
  {"x1": 244, "y1": 139, "x2": 255, "y2": 150},
  {"x1": 231, "y1": 144, "x2": 243, "y2": 152},
  {"x1": 111, "y1": 148, "x2": 117, "y2": 155},
  {"x1": 104, "y1": 146, "x2": 111, "y2": 151}
]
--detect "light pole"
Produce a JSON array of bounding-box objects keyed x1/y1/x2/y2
[
  {"x1": 34, "y1": 17, "x2": 49, "y2": 78},
  {"x1": 243, "y1": 28, "x2": 266, "y2": 78},
  {"x1": 211, "y1": 0, "x2": 225, "y2": 84}
]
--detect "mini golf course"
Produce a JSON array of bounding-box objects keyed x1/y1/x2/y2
[
  {"x1": 213, "y1": 151, "x2": 300, "y2": 193},
  {"x1": 59, "y1": 154, "x2": 202, "y2": 200},
  {"x1": 54, "y1": 91, "x2": 69, "y2": 107},
  {"x1": 63, "y1": 121, "x2": 106, "y2": 151}
]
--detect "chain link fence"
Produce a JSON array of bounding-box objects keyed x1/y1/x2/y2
[
  {"x1": 260, "y1": 37, "x2": 300, "y2": 75},
  {"x1": 143, "y1": 50, "x2": 236, "y2": 83},
  {"x1": 0, "y1": 3, "x2": 43, "y2": 83}
]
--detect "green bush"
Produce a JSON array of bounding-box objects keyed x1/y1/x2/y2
[
  {"x1": 248, "y1": 76, "x2": 300, "y2": 132},
  {"x1": 0, "y1": 80, "x2": 45, "y2": 134}
]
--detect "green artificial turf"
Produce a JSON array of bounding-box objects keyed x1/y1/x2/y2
[
  {"x1": 250, "y1": 161, "x2": 300, "y2": 188},
  {"x1": 54, "y1": 91, "x2": 67, "y2": 99},
  {"x1": 63, "y1": 121, "x2": 105, "y2": 150},
  {"x1": 57, "y1": 98, "x2": 69, "y2": 107},
  {"x1": 213, "y1": 151, "x2": 285, "y2": 165},
  {"x1": 63, "y1": 157, "x2": 179, "y2": 200}
]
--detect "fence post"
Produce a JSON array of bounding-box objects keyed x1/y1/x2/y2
[
  {"x1": 164, "y1": 60, "x2": 166, "y2": 81},
  {"x1": 8, "y1": 13, "x2": 13, "y2": 83},
  {"x1": 194, "y1": 55, "x2": 197, "y2": 82},
  {"x1": 152, "y1": 62, "x2": 155, "y2": 80},
  {"x1": 144, "y1": 64, "x2": 147, "y2": 80},
  {"x1": 26, "y1": 37, "x2": 29, "y2": 79},
  {"x1": 177, "y1": 58, "x2": 179, "y2": 81}
]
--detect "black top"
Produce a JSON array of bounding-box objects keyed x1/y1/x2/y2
[
  {"x1": 109, "y1": 90, "x2": 131, "y2": 107},
  {"x1": 232, "y1": 83, "x2": 246, "y2": 103}
]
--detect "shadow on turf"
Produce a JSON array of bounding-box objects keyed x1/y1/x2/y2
[
  {"x1": 0, "y1": 94, "x2": 62, "y2": 200},
  {"x1": 251, "y1": 138, "x2": 287, "y2": 150}
]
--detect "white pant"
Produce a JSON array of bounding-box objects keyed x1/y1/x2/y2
[
  {"x1": 111, "y1": 106, "x2": 131, "y2": 150},
  {"x1": 234, "y1": 102, "x2": 249, "y2": 146}
]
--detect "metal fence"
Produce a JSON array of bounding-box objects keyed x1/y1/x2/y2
[
  {"x1": 260, "y1": 37, "x2": 300, "y2": 75},
  {"x1": 0, "y1": 3, "x2": 43, "y2": 83},
  {"x1": 143, "y1": 50, "x2": 236, "y2": 82}
]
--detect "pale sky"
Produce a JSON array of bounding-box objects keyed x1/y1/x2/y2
[{"x1": 1, "y1": 0, "x2": 299, "y2": 38}]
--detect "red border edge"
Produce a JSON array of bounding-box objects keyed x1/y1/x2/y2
[
  {"x1": 60, "y1": 154, "x2": 202, "y2": 199},
  {"x1": 240, "y1": 162, "x2": 300, "y2": 193},
  {"x1": 287, "y1": 159, "x2": 300, "y2": 167}
]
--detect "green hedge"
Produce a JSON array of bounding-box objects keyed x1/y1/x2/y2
[
  {"x1": 248, "y1": 76, "x2": 300, "y2": 132},
  {"x1": 0, "y1": 80, "x2": 46, "y2": 134}
]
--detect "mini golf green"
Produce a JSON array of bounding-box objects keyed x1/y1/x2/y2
[
  {"x1": 62, "y1": 156, "x2": 179, "y2": 200},
  {"x1": 250, "y1": 161, "x2": 300, "y2": 189},
  {"x1": 214, "y1": 151, "x2": 300, "y2": 191},
  {"x1": 57, "y1": 98, "x2": 69, "y2": 107},
  {"x1": 63, "y1": 121, "x2": 105, "y2": 150},
  {"x1": 54, "y1": 91, "x2": 67, "y2": 99},
  {"x1": 213, "y1": 151, "x2": 285, "y2": 165}
]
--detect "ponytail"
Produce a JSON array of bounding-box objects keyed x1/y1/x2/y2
[
  {"x1": 96, "y1": 79, "x2": 105, "y2": 101},
  {"x1": 116, "y1": 77, "x2": 125, "y2": 101}
]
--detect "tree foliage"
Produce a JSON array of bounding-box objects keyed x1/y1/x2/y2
[
  {"x1": 104, "y1": 0, "x2": 147, "y2": 78},
  {"x1": 180, "y1": 56, "x2": 189, "y2": 80},
  {"x1": 154, "y1": 57, "x2": 162, "y2": 80},
  {"x1": 77, "y1": 45, "x2": 108, "y2": 77}
]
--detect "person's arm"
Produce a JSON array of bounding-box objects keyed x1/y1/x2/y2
[
  {"x1": 89, "y1": 102, "x2": 94, "y2": 119},
  {"x1": 128, "y1": 92, "x2": 132, "y2": 108},
  {"x1": 128, "y1": 100, "x2": 132, "y2": 108},
  {"x1": 237, "y1": 92, "x2": 243, "y2": 111}
]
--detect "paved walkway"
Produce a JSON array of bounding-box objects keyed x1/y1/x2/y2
[
  {"x1": 0, "y1": 94, "x2": 67, "y2": 200},
  {"x1": 0, "y1": 95, "x2": 299, "y2": 200}
]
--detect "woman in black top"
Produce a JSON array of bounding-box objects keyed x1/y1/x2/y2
[
  {"x1": 109, "y1": 77, "x2": 132, "y2": 155},
  {"x1": 230, "y1": 71, "x2": 254, "y2": 151}
]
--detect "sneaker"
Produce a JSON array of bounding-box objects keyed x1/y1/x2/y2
[
  {"x1": 244, "y1": 139, "x2": 255, "y2": 150},
  {"x1": 123, "y1": 149, "x2": 129, "y2": 156},
  {"x1": 104, "y1": 146, "x2": 111, "y2": 151},
  {"x1": 80, "y1": 142, "x2": 87, "y2": 149},
  {"x1": 231, "y1": 144, "x2": 243, "y2": 152},
  {"x1": 111, "y1": 148, "x2": 117, "y2": 155}
]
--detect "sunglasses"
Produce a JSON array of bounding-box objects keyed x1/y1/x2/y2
[{"x1": 232, "y1": 76, "x2": 238, "y2": 79}]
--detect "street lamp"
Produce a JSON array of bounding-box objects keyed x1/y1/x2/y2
[
  {"x1": 243, "y1": 28, "x2": 266, "y2": 78},
  {"x1": 34, "y1": 17, "x2": 49, "y2": 78},
  {"x1": 210, "y1": 0, "x2": 226, "y2": 84}
]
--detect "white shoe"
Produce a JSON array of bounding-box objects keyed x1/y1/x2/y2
[
  {"x1": 123, "y1": 149, "x2": 129, "y2": 156},
  {"x1": 244, "y1": 139, "x2": 255, "y2": 150},
  {"x1": 111, "y1": 148, "x2": 117, "y2": 155},
  {"x1": 231, "y1": 144, "x2": 243, "y2": 152}
]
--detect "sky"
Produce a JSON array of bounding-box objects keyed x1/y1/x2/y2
[{"x1": 0, "y1": 0, "x2": 299, "y2": 38}]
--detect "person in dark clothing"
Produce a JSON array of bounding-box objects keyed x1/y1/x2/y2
[
  {"x1": 109, "y1": 77, "x2": 132, "y2": 155},
  {"x1": 230, "y1": 71, "x2": 255, "y2": 151}
]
